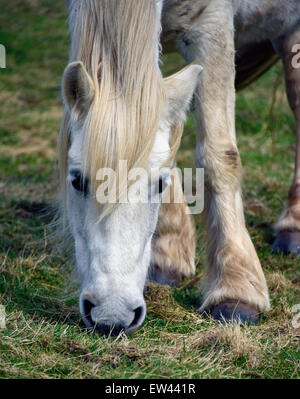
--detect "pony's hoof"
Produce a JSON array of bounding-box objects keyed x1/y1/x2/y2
[
  {"x1": 149, "y1": 264, "x2": 182, "y2": 287},
  {"x1": 209, "y1": 300, "x2": 260, "y2": 325},
  {"x1": 272, "y1": 230, "x2": 300, "y2": 256}
]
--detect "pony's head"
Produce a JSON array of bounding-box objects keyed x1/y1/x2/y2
[{"x1": 58, "y1": 0, "x2": 202, "y2": 336}]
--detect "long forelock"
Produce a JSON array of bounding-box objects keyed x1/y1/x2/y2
[{"x1": 58, "y1": 0, "x2": 182, "y2": 217}]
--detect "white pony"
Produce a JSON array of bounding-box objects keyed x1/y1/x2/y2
[
  {"x1": 60, "y1": 0, "x2": 300, "y2": 335},
  {"x1": 60, "y1": 0, "x2": 201, "y2": 335}
]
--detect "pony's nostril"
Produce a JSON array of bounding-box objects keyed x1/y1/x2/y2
[
  {"x1": 83, "y1": 298, "x2": 95, "y2": 327},
  {"x1": 128, "y1": 305, "x2": 144, "y2": 331},
  {"x1": 81, "y1": 296, "x2": 146, "y2": 335},
  {"x1": 133, "y1": 306, "x2": 143, "y2": 324}
]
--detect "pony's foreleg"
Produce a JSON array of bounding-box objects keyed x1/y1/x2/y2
[
  {"x1": 177, "y1": 1, "x2": 270, "y2": 322},
  {"x1": 272, "y1": 29, "x2": 300, "y2": 255},
  {"x1": 150, "y1": 168, "x2": 196, "y2": 286}
]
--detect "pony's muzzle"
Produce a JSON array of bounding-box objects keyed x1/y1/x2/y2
[{"x1": 80, "y1": 293, "x2": 146, "y2": 337}]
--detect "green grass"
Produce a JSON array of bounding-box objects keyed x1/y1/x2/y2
[{"x1": 0, "y1": 0, "x2": 299, "y2": 379}]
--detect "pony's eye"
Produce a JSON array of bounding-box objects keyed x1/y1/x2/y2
[
  {"x1": 70, "y1": 170, "x2": 89, "y2": 196},
  {"x1": 158, "y1": 177, "x2": 164, "y2": 195}
]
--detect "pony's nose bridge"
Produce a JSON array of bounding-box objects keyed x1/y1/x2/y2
[{"x1": 81, "y1": 292, "x2": 146, "y2": 335}]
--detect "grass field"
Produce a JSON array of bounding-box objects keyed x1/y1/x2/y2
[{"x1": 0, "y1": 0, "x2": 299, "y2": 379}]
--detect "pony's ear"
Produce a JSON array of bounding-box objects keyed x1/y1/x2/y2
[
  {"x1": 62, "y1": 61, "x2": 95, "y2": 117},
  {"x1": 164, "y1": 64, "x2": 203, "y2": 122}
]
